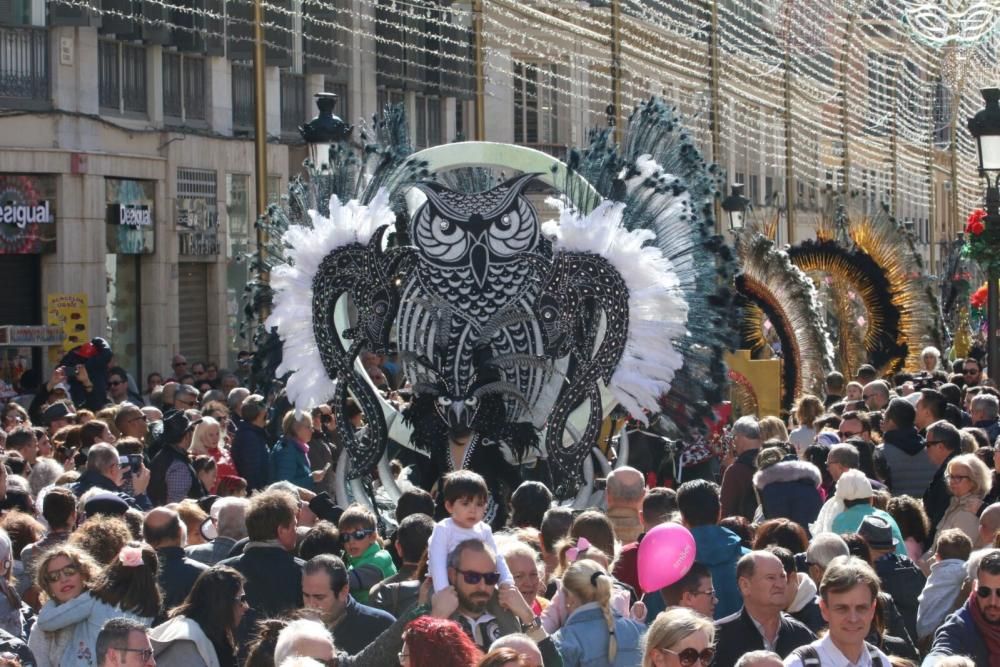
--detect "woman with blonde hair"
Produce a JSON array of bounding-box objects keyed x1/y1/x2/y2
[
  {"x1": 641, "y1": 607, "x2": 715, "y2": 667},
  {"x1": 758, "y1": 417, "x2": 789, "y2": 444},
  {"x1": 269, "y1": 410, "x2": 327, "y2": 489},
  {"x1": 29, "y1": 545, "x2": 100, "y2": 667},
  {"x1": 551, "y1": 559, "x2": 645, "y2": 667},
  {"x1": 190, "y1": 416, "x2": 237, "y2": 483},
  {"x1": 926, "y1": 453, "x2": 993, "y2": 558},
  {"x1": 789, "y1": 395, "x2": 824, "y2": 457}
]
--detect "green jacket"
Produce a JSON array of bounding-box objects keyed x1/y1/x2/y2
[{"x1": 345, "y1": 543, "x2": 397, "y2": 603}]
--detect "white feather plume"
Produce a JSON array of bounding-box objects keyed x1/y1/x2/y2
[
  {"x1": 265, "y1": 189, "x2": 395, "y2": 409},
  {"x1": 543, "y1": 198, "x2": 689, "y2": 422}
]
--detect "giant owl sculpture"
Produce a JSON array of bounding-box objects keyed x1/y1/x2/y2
[{"x1": 266, "y1": 98, "x2": 735, "y2": 506}]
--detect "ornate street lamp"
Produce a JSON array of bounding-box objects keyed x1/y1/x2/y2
[
  {"x1": 721, "y1": 183, "x2": 750, "y2": 231},
  {"x1": 299, "y1": 92, "x2": 353, "y2": 170},
  {"x1": 967, "y1": 88, "x2": 1000, "y2": 383}
]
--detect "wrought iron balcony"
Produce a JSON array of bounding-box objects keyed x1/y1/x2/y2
[{"x1": 0, "y1": 24, "x2": 49, "y2": 108}]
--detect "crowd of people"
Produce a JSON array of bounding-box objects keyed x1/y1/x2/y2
[{"x1": 0, "y1": 345, "x2": 995, "y2": 667}]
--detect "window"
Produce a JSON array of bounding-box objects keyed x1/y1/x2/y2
[
  {"x1": 513, "y1": 61, "x2": 559, "y2": 147},
  {"x1": 163, "y1": 52, "x2": 206, "y2": 123},
  {"x1": 377, "y1": 87, "x2": 405, "y2": 113},
  {"x1": 280, "y1": 71, "x2": 306, "y2": 134},
  {"x1": 414, "y1": 95, "x2": 442, "y2": 149},
  {"x1": 99, "y1": 40, "x2": 147, "y2": 115},
  {"x1": 232, "y1": 63, "x2": 253, "y2": 131}
]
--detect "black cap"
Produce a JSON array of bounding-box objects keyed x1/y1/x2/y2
[
  {"x1": 84, "y1": 491, "x2": 129, "y2": 518},
  {"x1": 42, "y1": 402, "x2": 74, "y2": 425},
  {"x1": 162, "y1": 411, "x2": 201, "y2": 445}
]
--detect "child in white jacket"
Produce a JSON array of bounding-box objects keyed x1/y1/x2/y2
[{"x1": 427, "y1": 470, "x2": 513, "y2": 592}]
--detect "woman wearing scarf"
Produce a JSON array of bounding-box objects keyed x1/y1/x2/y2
[{"x1": 268, "y1": 410, "x2": 328, "y2": 490}]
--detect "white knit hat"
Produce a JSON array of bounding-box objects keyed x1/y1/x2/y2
[{"x1": 835, "y1": 469, "x2": 873, "y2": 501}]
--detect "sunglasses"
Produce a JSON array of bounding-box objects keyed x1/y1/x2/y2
[
  {"x1": 977, "y1": 585, "x2": 1000, "y2": 598},
  {"x1": 234, "y1": 593, "x2": 248, "y2": 604},
  {"x1": 45, "y1": 564, "x2": 79, "y2": 583},
  {"x1": 116, "y1": 647, "x2": 154, "y2": 662},
  {"x1": 657, "y1": 647, "x2": 716, "y2": 666},
  {"x1": 454, "y1": 568, "x2": 501, "y2": 586},
  {"x1": 107, "y1": 380, "x2": 123, "y2": 387},
  {"x1": 340, "y1": 528, "x2": 375, "y2": 543}
]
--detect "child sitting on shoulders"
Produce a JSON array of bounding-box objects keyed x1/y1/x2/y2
[
  {"x1": 338, "y1": 503, "x2": 397, "y2": 603},
  {"x1": 428, "y1": 470, "x2": 514, "y2": 592}
]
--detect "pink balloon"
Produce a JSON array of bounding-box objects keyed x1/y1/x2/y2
[{"x1": 637, "y1": 522, "x2": 696, "y2": 593}]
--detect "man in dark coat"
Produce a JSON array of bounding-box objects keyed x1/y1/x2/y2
[
  {"x1": 219, "y1": 488, "x2": 304, "y2": 617},
  {"x1": 231, "y1": 394, "x2": 270, "y2": 492},
  {"x1": 712, "y1": 551, "x2": 816, "y2": 667},
  {"x1": 720, "y1": 416, "x2": 761, "y2": 521},
  {"x1": 923, "y1": 420, "x2": 962, "y2": 547},
  {"x1": 924, "y1": 550, "x2": 1000, "y2": 666},
  {"x1": 144, "y1": 507, "x2": 208, "y2": 615},
  {"x1": 148, "y1": 412, "x2": 205, "y2": 506},
  {"x1": 859, "y1": 514, "x2": 925, "y2": 644},
  {"x1": 71, "y1": 443, "x2": 152, "y2": 511}
]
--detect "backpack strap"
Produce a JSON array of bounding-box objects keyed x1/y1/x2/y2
[
  {"x1": 865, "y1": 642, "x2": 883, "y2": 667},
  {"x1": 791, "y1": 645, "x2": 821, "y2": 666}
]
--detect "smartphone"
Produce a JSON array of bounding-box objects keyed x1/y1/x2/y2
[{"x1": 128, "y1": 454, "x2": 143, "y2": 474}]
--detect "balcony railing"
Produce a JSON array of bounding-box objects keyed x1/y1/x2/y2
[{"x1": 0, "y1": 25, "x2": 49, "y2": 107}]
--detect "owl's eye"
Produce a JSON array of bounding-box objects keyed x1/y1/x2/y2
[
  {"x1": 374, "y1": 302, "x2": 388, "y2": 315},
  {"x1": 437, "y1": 397, "x2": 453, "y2": 407},
  {"x1": 464, "y1": 397, "x2": 479, "y2": 408}
]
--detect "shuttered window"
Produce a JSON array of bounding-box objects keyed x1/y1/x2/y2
[{"x1": 178, "y1": 262, "x2": 209, "y2": 364}]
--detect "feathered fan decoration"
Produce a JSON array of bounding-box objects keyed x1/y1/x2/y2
[{"x1": 735, "y1": 234, "x2": 834, "y2": 408}]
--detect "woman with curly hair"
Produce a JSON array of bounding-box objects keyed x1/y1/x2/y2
[
  {"x1": 400, "y1": 616, "x2": 482, "y2": 667},
  {"x1": 150, "y1": 566, "x2": 247, "y2": 667},
  {"x1": 29, "y1": 545, "x2": 100, "y2": 667},
  {"x1": 752, "y1": 518, "x2": 809, "y2": 555},
  {"x1": 68, "y1": 516, "x2": 132, "y2": 566},
  {"x1": 35, "y1": 542, "x2": 161, "y2": 666}
]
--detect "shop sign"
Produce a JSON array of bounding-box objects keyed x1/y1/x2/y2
[
  {"x1": 106, "y1": 179, "x2": 155, "y2": 254},
  {"x1": 0, "y1": 326, "x2": 64, "y2": 346},
  {"x1": 47, "y1": 293, "x2": 88, "y2": 356},
  {"x1": 0, "y1": 174, "x2": 57, "y2": 255}
]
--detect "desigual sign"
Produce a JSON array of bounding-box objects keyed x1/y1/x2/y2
[
  {"x1": 0, "y1": 201, "x2": 53, "y2": 228},
  {"x1": 118, "y1": 204, "x2": 152, "y2": 227}
]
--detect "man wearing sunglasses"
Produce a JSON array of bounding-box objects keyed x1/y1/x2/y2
[
  {"x1": 96, "y1": 617, "x2": 155, "y2": 667},
  {"x1": 918, "y1": 549, "x2": 1000, "y2": 666},
  {"x1": 962, "y1": 357, "x2": 983, "y2": 388},
  {"x1": 786, "y1": 556, "x2": 891, "y2": 667},
  {"x1": 445, "y1": 539, "x2": 558, "y2": 658}
]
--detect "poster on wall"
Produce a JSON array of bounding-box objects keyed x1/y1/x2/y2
[
  {"x1": 46, "y1": 293, "x2": 88, "y2": 364},
  {"x1": 106, "y1": 179, "x2": 155, "y2": 254},
  {"x1": 0, "y1": 174, "x2": 57, "y2": 254}
]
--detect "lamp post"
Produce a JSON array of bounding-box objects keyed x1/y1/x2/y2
[
  {"x1": 967, "y1": 87, "x2": 1000, "y2": 383},
  {"x1": 299, "y1": 93, "x2": 353, "y2": 170},
  {"x1": 721, "y1": 183, "x2": 750, "y2": 232}
]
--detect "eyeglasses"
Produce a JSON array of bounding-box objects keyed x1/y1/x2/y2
[
  {"x1": 454, "y1": 568, "x2": 501, "y2": 586},
  {"x1": 234, "y1": 593, "x2": 248, "y2": 604},
  {"x1": 946, "y1": 474, "x2": 971, "y2": 484},
  {"x1": 977, "y1": 585, "x2": 1000, "y2": 598},
  {"x1": 656, "y1": 647, "x2": 716, "y2": 666},
  {"x1": 116, "y1": 647, "x2": 154, "y2": 663},
  {"x1": 397, "y1": 651, "x2": 409, "y2": 664},
  {"x1": 340, "y1": 528, "x2": 375, "y2": 543},
  {"x1": 692, "y1": 589, "x2": 717, "y2": 599},
  {"x1": 107, "y1": 380, "x2": 123, "y2": 387},
  {"x1": 838, "y1": 430, "x2": 862, "y2": 439},
  {"x1": 45, "y1": 564, "x2": 78, "y2": 583}
]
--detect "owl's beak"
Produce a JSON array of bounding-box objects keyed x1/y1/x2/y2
[{"x1": 470, "y1": 241, "x2": 489, "y2": 289}]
